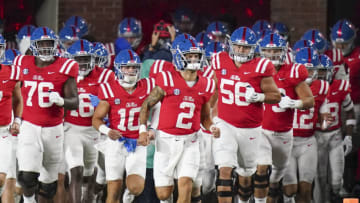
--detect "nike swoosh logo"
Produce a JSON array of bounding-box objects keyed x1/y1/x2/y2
[
  {"x1": 2, "y1": 80, "x2": 9, "y2": 83},
  {"x1": 332, "y1": 92, "x2": 338, "y2": 95},
  {"x1": 88, "y1": 83, "x2": 96, "y2": 86},
  {"x1": 56, "y1": 135, "x2": 61, "y2": 138},
  {"x1": 249, "y1": 137, "x2": 255, "y2": 140},
  {"x1": 2, "y1": 136, "x2": 8, "y2": 138},
  {"x1": 348, "y1": 58, "x2": 354, "y2": 61},
  {"x1": 279, "y1": 78, "x2": 286, "y2": 81},
  {"x1": 48, "y1": 72, "x2": 55, "y2": 74},
  {"x1": 198, "y1": 92, "x2": 205, "y2": 95},
  {"x1": 244, "y1": 72, "x2": 251, "y2": 75},
  {"x1": 139, "y1": 95, "x2": 146, "y2": 99}
]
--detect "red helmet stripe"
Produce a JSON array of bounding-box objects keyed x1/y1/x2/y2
[
  {"x1": 80, "y1": 40, "x2": 84, "y2": 51},
  {"x1": 311, "y1": 30, "x2": 315, "y2": 43},
  {"x1": 189, "y1": 39, "x2": 196, "y2": 47},
  {"x1": 74, "y1": 16, "x2": 78, "y2": 27},
  {"x1": 127, "y1": 18, "x2": 131, "y2": 32},
  {"x1": 338, "y1": 20, "x2": 344, "y2": 38},
  {"x1": 215, "y1": 22, "x2": 219, "y2": 32},
  {"x1": 128, "y1": 50, "x2": 134, "y2": 60},
  {"x1": 200, "y1": 33, "x2": 204, "y2": 44},
  {"x1": 27, "y1": 26, "x2": 31, "y2": 36},
  {"x1": 43, "y1": 27, "x2": 48, "y2": 37},
  {"x1": 214, "y1": 42, "x2": 218, "y2": 53},
  {"x1": 11, "y1": 49, "x2": 17, "y2": 56},
  {"x1": 307, "y1": 48, "x2": 311, "y2": 63},
  {"x1": 270, "y1": 33, "x2": 274, "y2": 44},
  {"x1": 71, "y1": 26, "x2": 77, "y2": 38},
  {"x1": 242, "y1": 28, "x2": 247, "y2": 41},
  {"x1": 184, "y1": 34, "x2": 189, "y2": 39}
]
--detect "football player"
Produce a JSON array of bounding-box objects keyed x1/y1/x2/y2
[
  {"x1": 211, "y1": 27, "x2": 281, "y2": 203},
  {"x1": 14, "y1": 27, "x2": 79, "y2": 203}
]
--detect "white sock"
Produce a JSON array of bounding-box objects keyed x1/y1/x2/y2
[
  {"x1": 283, "y1": 194, "x2": 295, "y2": 203},
  {"x1": 254, "y1": 197, "x2": 267, "y2": 203},
  {"x1": 23, "y1": 194, "x2": 35, "y2": 203}
]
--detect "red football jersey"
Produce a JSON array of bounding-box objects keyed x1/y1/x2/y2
[
  {"x1": 324, "y1": 48, "x2": 347, "y2": 78},
  {"x1": 318, "y1": 79, "x2": 351, "y2": 131},
  {"x1": 293, "y1": 80, "x2": 329, "y2": 137},
  {"x1": 14, "y1": 55, "x2": 79, "y2": 127},
  {"x1": 65, "y1": 66, "x2": 115, "y2": 126},
  {"x1": 0, "y1": 64, "x2": 22, "y2": 126},
  {"x1": 262, "y1": 63, "x2": 308, "y2": 132},
  {"x1": 285, "y1": 51, "x2": 294, "y2": 65},
  {"x1": 343, "y1": 47, "x2": 360, "y2": 103},
  {"x1": 98, "y1": 78, "x2": 155, "y2": 139},
  {"x1": 149, "y1": 60, "x2": 176, "y2": 79},
  {"x1": 212, "y1": 52, "x2": 275, "y2": 128},
  {"x1": 156, "y1": 71, "x2": 215, "y2": 135}
]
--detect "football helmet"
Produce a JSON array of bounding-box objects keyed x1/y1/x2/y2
[
  {"x1": 17, "y1": 25, "x2": 36, "y2": 41},
  {"x1": 171, "y1": 33, "x2": 196, "y2": 54},
  {"x1": 64, "y1": 16, "x2": 89, "y2": 37},
  {"x1": 67, "y1": 39, "x2": 95, "y2": 77},
  {"x1": 114, "y1": 49, "x2": 141, "y2": 87},
  {"x1": 195, "y1": 31, "x2": 212, "y2": 49},
  {"x1": 206, "y1": 21, "x2": 228, "y2": 43},
  {"x1": 295, "y1": 47, "x2": 320, "y2": 84},
  {"x1": 229, "y1": 27, "x2": 257, "y2": 63},
  {"x1": 258, "y1": 33, "x2": 287, "y2": 66},
  {"x1": 205, "y1": 41, "x2": 226, "y2": 66},
  {"x1": 173, "y1": 8, "x2": 195, "y2": 34},
  {"x1": 292, "y1": 39, "x2": 316, "y2": 53},
  {"x1": 172, "y1": 38, "x2": 205, "y2": 71},
  {"x1": 93, "y1": 42, "x2": 109, "y2": 68},
  {"x1": 272, "y1": 22, "x2": 289, "y2": 41},
  {"x1": 302, "y1": 29, "x2": 327, "y2": 53},
  {"x1": 330, "y1": 19, "x2": 357, "y2": 56},
  {"x1": 118, "y1": 17, "x2": 142, "y2": 49},
  {"x1": 252, "y1": 20, "x2": 272, "y2": 37},
  {"x1": 2, "y1": 49, "x2": 21, "y2": 65},
  {"x1": 318, "y1": 54, "x2": 334, "y2": 82},
  {"x1": 59, "y1": 26, "x2": 79, "y2": 49},
  {"x1": 30, "y1": 27, "x2": 58, "y2": 62}
]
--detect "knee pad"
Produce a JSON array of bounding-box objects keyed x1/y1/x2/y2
[
  {"x1": 215, "y1": 167, "x2": 237, "y2": 198},
  {"x1": 253, "y1": 166, "x2": 271, "y2": 189},
  {"x1": 17, "y1": 171, "x2": 39, "y2": 189},
  {"x1": 38, "y1": 181, "x2": 57, "y2": 199},
  {"x1": 237, "y1": 183, "x2": 253, "y2": 200},
  {"x1": 191, "y1": 195, "x2": 201, "y2": 203}
]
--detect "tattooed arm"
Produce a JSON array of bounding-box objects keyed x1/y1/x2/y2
[{"x1": 139, "y1": 86, "x2": 166, "y2": 125}]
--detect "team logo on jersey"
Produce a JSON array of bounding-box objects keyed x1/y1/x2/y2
[
  {"x1": 174, "y1": 89, "x2": 180, "y2": 95},
  {"x1": 221, "y1": 69, "x2": 227, "y2": 75},
  {"x1": 23, "y1": 68, "x2": 29, "y2": 75},
  {"x1": 114, "y1": 98, "x2": 121, "y2": 105}
]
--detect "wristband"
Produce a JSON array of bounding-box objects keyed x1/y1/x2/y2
[
  {"x1": 294, "y1": 100, "x2": 303, "y2": 109},
  {"x1": 139, "y1": 124, "x2": 147, "y2": 134},
  {"x1": 257, "y1": 93, "x2": 265, "y2": 102},
  {"x1": 99, "y1": 124, "x2": 111, "y2": 135},
  {"x1": 346, "y1": 119, "x2": 356, "y2": 126},
  {"x1": 14, "y1": 117, "x2": 22, "y2": 125}
]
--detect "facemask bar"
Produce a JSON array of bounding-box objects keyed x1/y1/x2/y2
[
  {"x1": 229, "y1": 42, "x2": 256, "y2": 63},
  {"x1": 177, "y1": 48, "x2": 206, "y2": 71},
  {"x1": 73, "y1": 54, "x2": 95, "y2": 77},
  {"x1": 115, "y1": 63, "x2": 141, "y2": 88},
  {"x1": 31, "y1": 39, "x2": 57, "y2": 62},
  {"x1": 260, "y1": 47, "x2": 287, "y2": 66}
]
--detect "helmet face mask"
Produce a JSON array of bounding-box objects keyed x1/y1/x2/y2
[
  {"x1": 260, "y1": 47, "x2": 286, "y2": 66},
  {"x1": 32, "y1": 39, "x2": 57, "y2": 62},
  {"x1": 114, "y1": 49, "x2": 142, "y2": 88},
  {"x1": 0, "y1": 43, "x2": 5, "y2": 62},
  {"x1": 333, "y1": 38, "x2": 354, "y2": 56},
  {"x1": 230, "y1": 43, "x2": 256, "y2": 63},
  {"x1": 305, "y1": 68, "x2": 318, "y2": 84},
  {"x1": 74, "y1": 55, "x2": 95, "y2": 77}
]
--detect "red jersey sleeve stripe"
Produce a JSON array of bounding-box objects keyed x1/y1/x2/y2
[
  {"x1": 160, "y1": 72, "x2": 168, "y2": 86},
  {"x1": 60, "y1": 59, "x2": 72, "y2": 73},
  {"x1": 65, "y1": 60, "x2": 77, "y2": 75},
  {"x1": 103, "y1": 70, "x2": 112, "y2": 83},
  {"x1": 260, "y1": 59, "x2": 270, "y2": 73},
  {"x1": 295, "y1": 64, "x2": 300, "y2": 78},
  {"x1": 203, "y1": 66, "x2": 211, "y2": 78},
  {"x1": 98, "y1": 69, "x2": 107, "y2": 83},
  {"x1": 153, "y1": 60, "x2": 159, "y2": 74},
  {"x1": 159, "y1": 60, "x2": 165, "y2": 72},
  {"x1": 145, "y1": 78, "x2": 151, "y2": 94},
  {"x1": 339, "y1": 80, "x2": 345, "y2": 91},
  {"x1": 100, "y1": 84, "x2": 109, "y2": 99},
  {"x1": 337, "y1": 49, "x2": 341, "y2": 62},
  {"x1": 290, "y1": 64, "x2": 296, "y2": 78},
  {"x1": 255, "y1": 58, "x2": 266, "y2": 73},
  {"x1": 105, "y1": 83, "x2": 114, "y2": 97},
  {"x1": 324, "y1": 82, "x2": 330, "y2": 95},
  {"x1": 10, "y1": 65, "x2": 15, "y2": 79},
  {"x1": 319, "y1": 80, "x2": 325, "y2": 95},
  {"x1": 205, "y1": 78, "x2": 211, "y2": 92},
  {"x1": 210, "y1": 79, "x2": 216, "y2": 93},
  {"x1": 332, "y1": 48, "x2": 336, "y2": 62},
  {"x1": 14, "y1": 55, "x2": 25, "y2": 66},
  {"x1": 15, "y1": 65, "x2": 21, "y2": 80},
  {"x1": 151, "y1": 78, "x2": 155, "y2": 89},
  {"x1": 166, "y1": 71, "x2": 174, "y2": 87},
  {"x1": 345, "y1": 80, "x2": 350, "y2": 91}
]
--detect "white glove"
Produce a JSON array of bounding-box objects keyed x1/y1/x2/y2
[
  {"x1": 49, "y1": 92, "x2": 64, "y2": 107},
  {"x1": 279, "y1": 96, "x2": 303, "y2": 109},
  {"x1": 343, "y1": 135, "x2": 352, "y2": 156},
  {"x1": 245, "y1": 86, "x2": 265, "y2": 103}
]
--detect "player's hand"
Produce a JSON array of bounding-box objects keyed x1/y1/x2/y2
[
  {"x1": 279, "y1": 96, "x2": 294, "y2": 109},
  {"x1": 245, "y1": 86, "x2": 264, "y2": 103},
  {"x1": 151, "y1": 31, "x2": 160, "y2": 48},
  {"x1": 9, "y1": 122, "x2": 20, "y2": 134},
  {"x1": 167, "y1": 25, "x2": 176, "y2": 42},
  {"x1": 321, "y1": 113, "x2": 334, "y2": 130},
  {"x1": 108, "y1": 129, "x2": 122, "y2": 140},
  {"x1": 210, "y1": 126, "x2": 220, "y2": 138},
  {"x1": 148, "y1": 128, "x2": 156, "y2": 140},
  {"x1": 138, "y1": 132, "x2": 150, "y2": 146},
  {"x1": 49, "y1": 91, "x2": 64, "y2": 106},
  {"x1": 343, "y1": 135, "x2": 352, "y2": 156}
]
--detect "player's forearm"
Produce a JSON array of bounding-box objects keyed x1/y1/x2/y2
[
  {"x1": 139, "y1": 104, "x2": 151, "y2": 125},
  {"x1": 264, "y1": 92, "x2": 281, "y2": 104},
  {"x1": 63, "y1": 96, "x2": 79, "y2": 110},
  {"x1": 299, "y1": 96, "x2": 315, "y2": 109},
  {"x1": 12, "y1": 96, "x2": 23, "y2": 118},
  {"x1": 92, "y1": 117, "x2": 106, "y2": 131}
]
